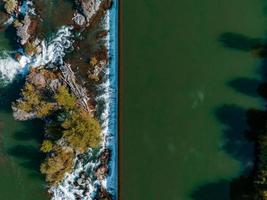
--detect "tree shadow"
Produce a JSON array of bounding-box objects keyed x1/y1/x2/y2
[
  {"x1": 191, "y1": 180, "x2": 230, "y2": 200},
  {"x1": 215, "y1": 104, "x2": 254, "y2": 172},
  {"x1": 228, "y1": 78, "x2": 261, "y2": 97},
  {"x1": 0, "y1": 78, "x2": 25, "y2": 112},
  {"x1": 0, "y1": 79, "x2": 45, "y2": 179},
  {"x1": 191, "y1": 176, "x2": 254, "y2": 200},
  {"x1": 218, "y1": 32, "x2": 263, "y2": 52},
  {"x1": 7, "y1": 145, "x2": 45, "y2": 178},
  {"x1": 190, "y1": 31, "x2": 267, "y2": 199}
]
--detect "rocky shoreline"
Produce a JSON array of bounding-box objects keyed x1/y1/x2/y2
[{"x1": 0, "y1": 0, "x2": 115, "y2": 199}]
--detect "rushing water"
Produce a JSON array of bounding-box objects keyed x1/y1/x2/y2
[{"x1": 123, "y1": 0, "x2": 267, "y2": 199}]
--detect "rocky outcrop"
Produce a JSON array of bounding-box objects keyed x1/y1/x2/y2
[
  {"x1": 95, "y1": 165, "x2": 108, "y2": 180},
  {"x1": 16, "y1": 14, "x2": 31, "y2": 45},
  {"x1": 27, "y1": 72, "x2": 46, "y2": 88},
  {"x1": 94, "y1": 186, "x2": 112, "y2": 200},
  {"x1": 80, "y1": 0, "x2": 102, "y2": 24},
  {"x1": 95, "y1": 149, "x2": 110, "y2": 180},
  {"x1": 12, "y1": 106, "x2": 37, "y2": 120}
]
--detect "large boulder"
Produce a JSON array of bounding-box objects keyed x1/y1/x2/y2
[
  {"x1": 27, "y1": 72, "x2": 46, "y2": 88},
  {"x1": 16, "y1": 14, "x2": 31, "y2": 45}
]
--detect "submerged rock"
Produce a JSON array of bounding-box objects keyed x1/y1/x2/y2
[
  {"x1": 0, "y1": 12, "x2": 9, "y2": 29},
  {"x1": 95, "y1": 165, "x2": 108, "y2": 180},
  {"x1": 99, "y1": 149, "x2": 110, "y2": 164},
  {"x1": 16, "y1": 14, "x2": 31, "y2": 45},
  {"x1": 94, "y1": 186, "x2": 112, "y2": 200},
  {"x1": 73, "y1": 12, "x2": 86, "y2": 26}
]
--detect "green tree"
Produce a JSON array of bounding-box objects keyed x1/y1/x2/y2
[
  {"x1": 54, "y1": 86, "x2": 76, "y2": 110},
  {"x1": 40, "y1": 147, "x2": 74, "y2": 185},
  {"x1": 61, "y1": 110, "x2": 101, "y2": 153},
  {"x1": 40, "y1": 140, "x2": 53, "y2": 153}
]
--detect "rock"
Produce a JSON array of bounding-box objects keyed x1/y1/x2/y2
[
  {"x1": 27, "y1": 72, "x2": 46, "y2": 88},
  {"x1": 77, "y1": 178, "x2": 83, "y2": 185},
  {"x1": 12, "y1": 107, "x2": 36, "y2": 121},
  {"x1": 102, "y1": 0, "x2": 112, "y2": 10},
  {"x1": 16, "y1": 14, "x2": 31, "y2": 45},
  {"x1": 73, "y1": 12, "x2": 86, "y2": 26},
  {"x1": 80, "y1": 0, "x2": 102, "y2": 24},
  {"x1": 94, "y1": 186, "x2": 112, "y2": 200},
  {"x1": 95, "y1": 165, "x2": 108, "y2": 180},
  {"x1": 15, "y1": 53, "x2": 22, "y2": 61},
  {"x1": 99, "y1": 149, "x2": 110, "y2": 164},
  {"x1": 49, "y1": 79, "x2": 62, "y2": 91}
]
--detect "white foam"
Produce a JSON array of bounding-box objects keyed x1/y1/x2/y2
[
  {"x1": 49, "y1": 10, "x2": 112, "y2": 200},
  {"x1": 0, "y1": 25, "x2": 74, "y2": 84},
  {"x1": 32, "y1": 26, "x2": 74, "y2": 67},
  {"x1": 0, "y1": 53, "x2": 23, "y2": 82}
]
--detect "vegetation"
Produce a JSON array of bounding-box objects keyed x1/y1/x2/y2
[
  {"x1": 40, "y1": 140, "x2": 53, "y2": 153},
  {"x1": 54, "y1": 86, "x2": 76, "y2": 110},
  {"x1": 90, "y1": 56, "x2": 98, "y2": 66},
  {"x1": 14, "y1": 83, "x2": 54, "y2": 118},
  {"x1": 13, "y1": 78, "x2": 102, "y2": 185},
  {"x1": 62, "y1": 109, "x2": 101, "y2": 153},
  {"x1": 25, "y1": 42, "x2": 37, "y2": 56},
  {"x1": 3, "y1": 0, "x2": 17, "y2": 14},
  {"x1": 40, "y1": 147, "x2": 74, "y2": 185}
]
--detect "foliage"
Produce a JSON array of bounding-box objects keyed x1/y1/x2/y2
[
  {"x1": 14, "y1": 75, "x2": 103, "y2": 185},
  {"x1": 90, "y1": 56, "x2": 98, "y2": 66},
  {"x1": 36, "y1": 102, "x2": 54, "y2": 118},
  {"x1": 3, "y1": 0, "x2": 17, "y2": 14},
  {"x1": 15, "y1": 83, "x2": 54, "y2": 118},
  {"x1": 25, "y1": 42, "x2": 37, "y2": 56},
  {"x1": 54, "y1": 86, "x2": 76, "y2": 110},
  {"x1": 40, "y1": 147, "x2": 74, "y2": 185},
  {"x1": 40, "y1": 140, "x2": 53, "y2": 153},
  {"x1": 13, "y1": 19, "x2": 22, "y2": 27},
  {"x1": 61, "y1": 109, "x2": 101, "y2": 153}
]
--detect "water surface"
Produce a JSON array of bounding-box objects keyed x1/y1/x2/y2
[{"x1": 123, "y1": 0, "x2": 267, "y2": 199}]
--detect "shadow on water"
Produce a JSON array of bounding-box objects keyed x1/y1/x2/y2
[
  {"x1": 218, "y1": 32, "x2": 263, "y2": 52},
  {"x1": 215, "y1": 105, "x2": 254, "y2": 170},
  {"x1": 191, "y1": 32, "x2": 267, "y2": 199},
  {"x1": 191, "y1": 177, "x2": 254, "y2": 200},
  {"x1": 0, "y1": 78, "x2": 45, "y2": 179},
  {"x1": 228, "y1": 78, "x2": 261, "y2": 97}
]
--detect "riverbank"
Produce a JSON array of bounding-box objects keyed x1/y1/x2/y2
[{"x1": 0, "y1": 0, "x2": 118, "y2": 199}]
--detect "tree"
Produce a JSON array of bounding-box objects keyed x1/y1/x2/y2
[
  {"x1": 4, "y1": 0, "x2": 18, "y2": 14},
  {"x1": 40, "y1": 147, "x2": 74, "y2": 185},
  {"x1": 36, "y1": 101, "x2": 54, "y2": 118},
  {"x1": 40, "y1": 140, "x2": 53, "y2": 153},
  {"x1": 54, "y1": 86, "x2": 76, "y2": 110},
  {"x1": 15, "y1": 83, "x2": 54, "y2": 118},
  {"x1": 61, "y1": 109, "x2": 101, "y2": 153}
]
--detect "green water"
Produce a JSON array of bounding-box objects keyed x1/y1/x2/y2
[
  {"x1": 123, "y1": 0, "x2": 267, "y2": 199},
  {"x1": 0, "y1": 32, "x2": 48, "y2": 199}
]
